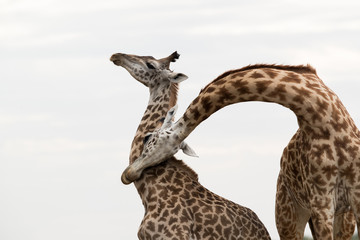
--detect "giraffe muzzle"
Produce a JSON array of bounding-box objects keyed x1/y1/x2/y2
[
  {"x1": 121, "y1": 165, "x2": 140, "y2": 185},
  {"x1": 121, "y1": 171, "x2": 132, "y2": 185},
  {"x1": 110, "y1": 54, "x2": 123, "y2": 66}
]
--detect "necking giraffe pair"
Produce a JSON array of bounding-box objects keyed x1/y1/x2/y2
[
  {"x1": 111, "y1": 52, "x2": 271, "y2": 239},
  {"x1": 122, "y1": 58, "x2": 360, "y2": 239}
]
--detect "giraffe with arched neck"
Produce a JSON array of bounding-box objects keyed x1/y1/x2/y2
[
  {"x1": 122, "y1": 64, "x2": 358, "y2": 239},
  {"x1": 111, "y1": 52, "x2": 271, "y2": 239}
]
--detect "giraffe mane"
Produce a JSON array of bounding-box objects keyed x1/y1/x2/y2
[
  {"x1": 162, "y1": 83, "x2": 199, "y2": 181},
  {"x1": 169, "y1": 82, "x2": 179, "y2": 108},
  {"x1": 210, "y1": 63, "x2": 317, "y2": 84},
  {"x1": 152, "y1": 82, "x2": 198, "y2": 180}
]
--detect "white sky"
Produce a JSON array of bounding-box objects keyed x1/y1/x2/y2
[{"x1": 1, "y1": 0, "x2": 360, "y2": 239}]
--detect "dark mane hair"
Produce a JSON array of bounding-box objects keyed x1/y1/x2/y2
[
  {"x1": 212, "y1": 64, "x2": 317, "y2": 83},
  {"x1": 170, "y1": 82, "x2": 179, "y2": 108}
]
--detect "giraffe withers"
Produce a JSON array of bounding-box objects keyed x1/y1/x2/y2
[
  {"x1": 111, "y1": 52, "x2": 271, "y2": 239},
  {"x1": 122, "y1": 64, "x2": 358, "y2": 239}
]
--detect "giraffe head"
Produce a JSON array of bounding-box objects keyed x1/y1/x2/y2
[
  {"x1": 121, "y1": 105, "x2": 197, "y2": 184},
  {"x1": 110, "y1": 51, "x2": 188, "y2": 87}
]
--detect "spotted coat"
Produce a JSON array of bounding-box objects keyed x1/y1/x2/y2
[
  {"x1": 124, "y1": 64, "x2": 359, "y2": 240},
  {"x1": 111, "y1": 53, "x2": 271, "y2": 239}
]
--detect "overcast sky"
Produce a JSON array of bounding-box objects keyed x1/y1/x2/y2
[{"x1": 1, "y1": 0, "x2": 360, "y2": 239}]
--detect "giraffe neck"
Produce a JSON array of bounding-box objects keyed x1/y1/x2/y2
[
  {"x1": 172, "y1": 64, "x2": 356, "y2": 141},
  {"x1": 129, "y1": 81, "x2": 199, "y2": 201},
  {"x1": 129, "y1": 82, "x2": 178, "y2": 164}
]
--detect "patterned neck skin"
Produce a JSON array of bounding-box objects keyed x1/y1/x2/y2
[
  {"x1": 112, "y1": 53, "x2": 271, "y2": 239},
  {"x1": 122, "y1": 63, "x2": 360, "y2": 239}
]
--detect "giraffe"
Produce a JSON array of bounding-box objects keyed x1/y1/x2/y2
[
  {"x1": 121, "y1": 64, "x2": 360, "y2": 240},
  {"x1": 110, "y1": 52, "x2": 271, "y2": 239}
]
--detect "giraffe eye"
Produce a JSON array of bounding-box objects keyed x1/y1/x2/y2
[
  {"x1": 159, "y1": 117, "x2": 165, "y2": 123},
  {"x1": 143, "y1": 133, "x2": 152, "y2": 144},
  {"x1": 146, "y1": 62, "x2": 156, "y2": 69}
]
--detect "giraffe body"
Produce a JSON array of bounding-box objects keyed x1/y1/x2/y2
[
  {"x1": 123, "y1": 64, "x2": 359, "y2": 239},
  {"x1": 111, "y1": 53, "x2": 271, "y2": 239},
  {"x1": 136, "y1": 157, "x2": 270, "y2": 240}
]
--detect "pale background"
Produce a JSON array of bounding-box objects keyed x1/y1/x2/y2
[{"x1": 1, "y1": 0, "x2": 360, "y2": 239}]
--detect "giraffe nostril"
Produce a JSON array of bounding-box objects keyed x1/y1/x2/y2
[
  {"x1": 110, "y1": 54, "x2": 120, "y2": 62},
  {"x1": 110, "y1": 54, "x2": 125, "y2": 66}
]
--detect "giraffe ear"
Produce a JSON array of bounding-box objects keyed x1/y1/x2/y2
[
  {"x1": 168, "y1": 73, "x2": 188, "y2": 83},
  {"x1": 180, "y1": 142, "x2": 198, "y2": 157}
]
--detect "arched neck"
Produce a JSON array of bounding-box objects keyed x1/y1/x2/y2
[{"x1": 170, "y1": 65, "x2": 344, "y2": 142}]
